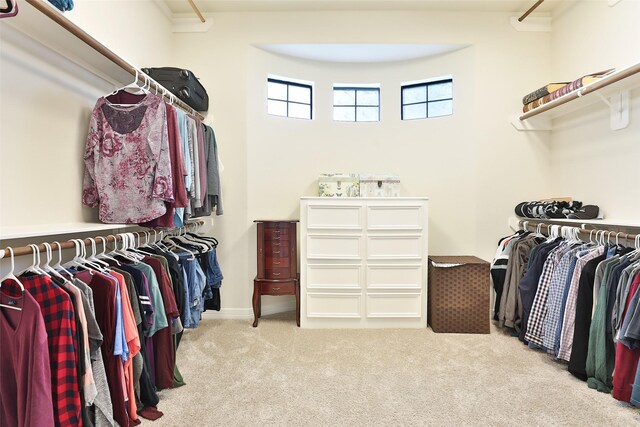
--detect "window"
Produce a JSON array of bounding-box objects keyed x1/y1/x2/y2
[
  {"x1": 267, "y1": 77, "x2": 312, "y2": 120},
  {"x1": 401, "y1": 79, "x2": 453, "y2": 120},
  {"x1": 333, "y1": 85, "x2": 380, "y2": 122}
]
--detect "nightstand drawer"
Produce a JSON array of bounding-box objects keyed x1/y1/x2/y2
[
  {"x1": 261, "y1": 281, "x2": 295, "y2": 295},
  {"x1": 265, "y1": 267, "x2": 291, "y2": 279}
]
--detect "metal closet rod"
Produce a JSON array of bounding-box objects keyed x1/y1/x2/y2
[
  {"x1": 0, "y1": 220, "x2": 205, "y2": 259},
  {"x1": 518, "y1": 220, "x2": 639, "y2": 243},
  {"x1": 24, "y1": 0, "x2": 205, "y2": 121}
]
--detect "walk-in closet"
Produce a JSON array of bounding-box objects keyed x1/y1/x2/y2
[{"x1": 1, "y1": 0, "x2": 639, "y2": 425}]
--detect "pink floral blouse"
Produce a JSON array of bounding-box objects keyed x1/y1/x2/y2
[{"x1": 82, "y1": 94, "x2": 174, "y2": 223}]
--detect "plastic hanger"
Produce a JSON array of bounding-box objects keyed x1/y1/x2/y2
[
  {"x1": 52, "y1": 241, "x2": 75, "y2": 277},
  {"x1": 79, "y1": 239, "x2": 109, "y2": 273},
  {"x1": 124, "y1": 233, "x2": 149, "y2": 257},
  {"x1": 17, "y1": 244, "x2": 50, "y2": 277},
  {"x1": 162, "y1": 233, "x2": 196, "y2": 260},
  {"x1": 41, "y1": 242, "x2": 70, "y2": 283},
  {"x1": 32, "y1": 244, "x2": 51, "y2": 278},
  {"x1": 96, "y1": 236, "x2": 121, "y2": 266},
  {"x1": 87, "y1": 238, "x2": 111, "y2": 268},
  {"x1": 63, "y1": 239, "x2": 101, "y2": 272},
  {"x1": 0, "y1": 247, "x2": 24, "y2": 311},
  {"x1": 108, "y1": 69, "x2": 148, "y2": 97},
  {"x1": 62, "y1": 239, "x2": 84, "y2": 270},
  {"x1": 184, "y1": 232, "x2": 216, "y2": 250},
  {"x1": 171, "y1": 233, "x2": 209, "y2": 251},
  {"x1": 115, "y1": 234, "x2": 143, "y2": 263},
  {"x1": 151, "y1": 230, "x2": 169, "y2": 251},
  {"x1": 0, "y1": 0, "x2": 19, "y2": 19}
]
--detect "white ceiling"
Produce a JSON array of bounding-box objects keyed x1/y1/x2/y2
[
  {"x1": 257, "y1": 43, "x2": 469, "y2": 63},
  {"x1": 161, "y1": 0, "x2": 563, "y2": 15},
  {"x1": 160, "y1": 0, "x2": 565, "y2": 63}
]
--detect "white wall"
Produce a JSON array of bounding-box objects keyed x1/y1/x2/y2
[
  {"x1": 172, "y1": 10, "x2": 552, "y2": 314},
  {"x1": 0, "y1": 1, "x2": 173, "y2": 232},
  {"x1": 12, "y1": 3, "x2": 631, "y2": 316},
  {"x1": 0, "y1": 1, "x2": 179, "y2": 279},
  {"x1": 66, "y1": 1, "x2": 174, "y2": 68},
  {"x1": 549, "y1": 0, "x2": 640, "y2": 220}
]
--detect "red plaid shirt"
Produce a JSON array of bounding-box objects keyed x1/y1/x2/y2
[{"x1": 6, "y1": 275, "x2": 83, "y2": 427}]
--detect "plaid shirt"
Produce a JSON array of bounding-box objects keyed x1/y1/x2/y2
[
  {"x1": 542, "y1": 247, "x2": 583, "y2": 352},
  {"x1": 9, "y1": 275, "x2": 83, "y2": 427},
  {"x1": 525, "y1": 243, "x2": 567, "y2": 346},
  {"x1": 557, "y1": 247, "x2": 604, "y2": 361}
]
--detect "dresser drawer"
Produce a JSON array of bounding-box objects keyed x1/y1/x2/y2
[
  {"x1": 264, "y1": 238, "x2": 289, "y2": 252},
  {"x1": 366, "y1": 235, "x2": 422, "y2": 260},
  {"x1": 264, "y1": 236, "x2": 291, "y2": 246},
  {"x1": 261, "y1": 281, "x2": 295, "y2": 295},
  {"x1": 366, "y1": 292, "x2": 422, "y2": 318},
  {"x1": 306, "y1": 292, "x2": 362, "y2": 318},
  {"x1": 265, "y1": 245, "x2": 289, "y2": 258},
  {"x1": 264, "y1": 226, "x2": 290, "y2": 240},
  {"x1": 267, "y1": 256, "x2": 290, "y2": 268},
  {"x1": 265, "y1": 267, "x2": 291, "y2": 279}
]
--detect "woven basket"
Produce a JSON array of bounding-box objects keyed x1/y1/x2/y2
[{"x1": 428, "y1": 256, "x2": 490, "y2": 334}]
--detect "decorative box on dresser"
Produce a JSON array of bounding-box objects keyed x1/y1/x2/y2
[
  {"x1": 253, "y1": 220, "x2": 300, "y2": 327},
  {"x1": 299, "y1": 197, "x2": 429, "y2": 328}
]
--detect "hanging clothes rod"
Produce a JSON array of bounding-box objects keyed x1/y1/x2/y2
[
  {"x1": 186, "y1": 0, "x2": 206, "y2": 23},
  {"x1": 0, "y1": 220, "x2": 205, "y2": 259},
  {"x1": 518, "y1": 219, "x2": 639, "y2": 245},
  {"x1": 518, "y1": 0, "x2": 545, "y2": 22},
  {"x1": 23, "y1": 0, "x2": 206, "y2": 121}
]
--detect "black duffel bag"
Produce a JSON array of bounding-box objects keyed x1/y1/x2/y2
[{"x1": 142, "y1": 67, "x2": 209, "y2": 112}]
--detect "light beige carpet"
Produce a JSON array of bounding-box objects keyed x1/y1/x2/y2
[{"x1": 148, "y1": 312, "x2": 640, "y2": 426}]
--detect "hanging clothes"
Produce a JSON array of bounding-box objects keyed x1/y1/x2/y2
[
  {"x1": 0, "y1": 283, "x2": 55, "y2": 427},
  {"x1": 518, "y1": 238, "x2": 562, "y2": 342},
  {"x1": 492, "y1": 225, "x2": 640, "y2": 410},
  {"x1": 192, "y1": 125, "x2": 223, "y2": 217},
  {"x1": 74, "y1": 270, "x2": 129, "y2": 427},
  {"x1": 0, "y1": 222, "x2": 219, "y2": 426},
  {"x1": 490, "y1": 230, "x2": 525, "y2": 320},
  {"x1": 568, "y1": 252, "x2": 608, "y2": 380},
  {"x1": 82, "y1": 93, "x2": 174, "y2": 223},
  {"x1": 612, "y1": 272, "x2": 640, "y2": 402},
  {"x1": 6, "y1": 274, "x2": 83, "y2": 427},
  {"x1": 140, "y1": 103, "x2": 189, "y2": 229},
  {"x1": 71, "y1": 277, "x2": 115, "y2": 427}
]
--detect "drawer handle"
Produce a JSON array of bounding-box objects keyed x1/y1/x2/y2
[
  {"x1": 273, "y1": 242, "x2": 281, "y2": 246},
  {"x1": 273, "y1": 251, "x2": 281, "y2": 254},
  {"x1": 272, "y1": 287, "x2": 281, "y2": 291},
  {"x1": 273, "y1": 261, "x2": 281, "y2": 265},
  {"x1": 273, "y1": 272, "x2": 281, "y2": 276}
]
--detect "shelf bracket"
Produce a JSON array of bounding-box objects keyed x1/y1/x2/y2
[
  {"x1": 594, "y1": 90, "x2": 630, "y2": 130},
  {"x1": 510, "y1": 114, "x2": 551, "y2": 131}
]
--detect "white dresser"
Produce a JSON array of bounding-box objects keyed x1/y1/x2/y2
[{"x1": 300, "y1": 197, "x2": 429, "y2": 328}]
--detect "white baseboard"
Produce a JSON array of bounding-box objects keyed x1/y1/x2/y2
[{"x1": 201, "y1": 298, "x2": 296, "y2": 320}]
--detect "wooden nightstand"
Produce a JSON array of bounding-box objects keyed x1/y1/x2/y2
[{"x1": 253, "y1": 220, "x2": 299, "y2": 327}]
